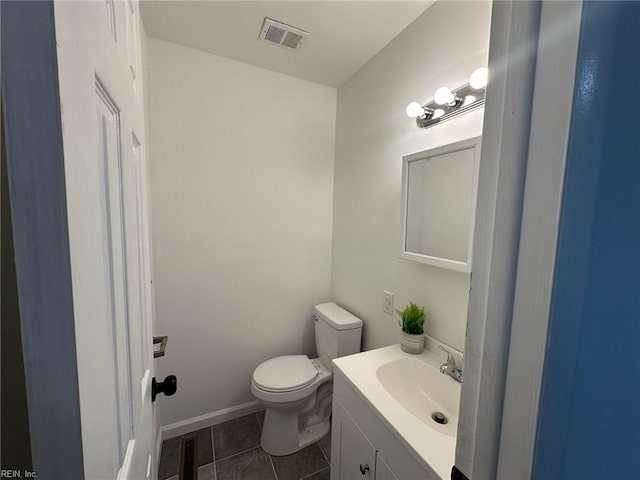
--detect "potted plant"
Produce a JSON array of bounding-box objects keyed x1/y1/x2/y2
[{"x1": 396, "y1": 302, "x2": 426, "y2": 354}]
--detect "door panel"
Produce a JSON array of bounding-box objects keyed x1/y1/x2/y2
[
  {"x1": 96, "y1": 79, "x2": 134, "y2": 463},
  {"x1": 334, "y1": 400, "x2": 376, "y2": 480},
  {"x1": 120, "y1": 133, "x2": 155, "y2": 479},
  {"x1": 375, "y1": 453, "x2": 398, "y2": 480},
  {"x1": 122, "y1": 132, "x2": 144, "y2": 430}
]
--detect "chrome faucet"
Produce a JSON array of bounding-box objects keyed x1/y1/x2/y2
[{"x1": 439, "y1": 345, "x2": 462, "y2": 383}]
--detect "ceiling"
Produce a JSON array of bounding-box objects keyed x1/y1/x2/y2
[{"x1": 140, "y1": 1, "x2": 434, "y2": 87}]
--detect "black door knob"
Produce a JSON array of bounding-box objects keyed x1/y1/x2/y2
[{"x1": 152, "y1": 375, "x2": 177, "y2": 402}]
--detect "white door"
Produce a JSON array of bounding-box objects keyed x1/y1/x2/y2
[{"x1": 53, "y1": 1, "x2": 157, "y2": 478}]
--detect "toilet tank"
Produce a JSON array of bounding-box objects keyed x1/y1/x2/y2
[{"x1": 313, "y1": 303, "x2": 363, "y2": 370}]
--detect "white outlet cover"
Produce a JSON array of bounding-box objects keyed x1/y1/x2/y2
[{"x1": 383, "y1": 290, "x2": 394, "y2": 315}]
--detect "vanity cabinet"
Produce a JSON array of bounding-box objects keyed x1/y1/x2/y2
[
  {"x1": 332, "y1": 399, "x2": 377, "y2": 479},
  {"x1": 330, "y1": 370, "x2": 437, "y2": 480},
  {"x1": 332, "y1": 399, "x2": 399, "y2": 480}
]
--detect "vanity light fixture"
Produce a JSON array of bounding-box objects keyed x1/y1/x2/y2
[{"x1": 406, "y1": 67, "x2": 488, "y2": 129}]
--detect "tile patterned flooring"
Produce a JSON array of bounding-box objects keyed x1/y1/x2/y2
[{"x1": 159, "y1": 411, "x2": 331, "y2": 480}]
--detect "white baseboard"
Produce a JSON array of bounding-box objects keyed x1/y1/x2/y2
[{"x1": 158, "y1": 400, "x2": 264, "y2": 442}]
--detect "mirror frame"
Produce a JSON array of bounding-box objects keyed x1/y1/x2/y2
[{"x1": 400, "y1": 136, "x2": 482, "y2": 273}]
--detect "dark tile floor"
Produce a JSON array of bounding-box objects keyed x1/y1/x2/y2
[{"x1": 159, "y1": 411, "x2": 331, "y2": 480}]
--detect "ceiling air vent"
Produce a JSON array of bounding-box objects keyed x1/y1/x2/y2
[{"x1": 259, "y1": 18, "x2": 309, "y2": 52}]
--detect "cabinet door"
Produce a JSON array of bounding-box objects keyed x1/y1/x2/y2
[
  {"x1": 375, "y1": 453, "x2": 398, "y2": 480},
  {"x1": 332, "y1": 399, "x2": 376, "y2": 480}
]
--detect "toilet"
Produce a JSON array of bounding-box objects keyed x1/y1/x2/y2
[{"x1": 251, "y1": 302, "x2": 363, "y2": 456}]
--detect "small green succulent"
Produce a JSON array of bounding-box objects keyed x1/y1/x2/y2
[{"x1": 396, "y1": 302, "x2": 426, "y2": 335}]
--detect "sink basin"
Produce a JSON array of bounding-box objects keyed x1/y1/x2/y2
[{"x1": 376, "y1": 357, "x2": 460, "y2": 437}]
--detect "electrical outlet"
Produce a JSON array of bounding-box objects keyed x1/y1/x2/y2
[{"x1": 383, "y1": 291, "x2": 394, "y2": 315}]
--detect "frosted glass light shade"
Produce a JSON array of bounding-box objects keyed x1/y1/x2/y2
[
  {"x1": 433, "y1": 109, "x2": 445, "y2": 119},
  {"x1": 405, "y1": 101, "x2": 425, "y2": 118},
  {"x1": 434, "y1": 86, "x2": 454, "y2": 105},
  {"x1": 463, "y1": 95, "x2": 477, "y2": 106},
  {"x1": 469, "y1": 67, "x2": 488, "y2": 89}
]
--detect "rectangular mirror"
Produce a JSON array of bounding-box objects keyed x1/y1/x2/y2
[{"x1": 400, "y1": 137, "x2": 481, "y2": 272}]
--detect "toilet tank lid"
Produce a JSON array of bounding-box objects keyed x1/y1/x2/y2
[{"x1": 314, "y1": 303, "x2": 363, "y2": 331}]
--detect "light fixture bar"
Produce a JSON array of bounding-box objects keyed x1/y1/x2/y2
[{"x1": 415, "y1": 83, "x2": 485, "y2": 129}]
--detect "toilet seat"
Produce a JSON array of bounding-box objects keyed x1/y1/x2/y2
[
  {"x1": 251, "y1": 357, "x2": 332, "y2": 405},
  {"x1": 253, "y1": 355, "x2": 318, "y2": 393}
]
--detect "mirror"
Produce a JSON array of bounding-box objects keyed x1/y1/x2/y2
[{"x1": 400, "y1": 137, "x2": 481, "y2": 272}]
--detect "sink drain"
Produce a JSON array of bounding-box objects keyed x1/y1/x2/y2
[{"x1": 431, "y1": 412, "x2": 448, "y2": 425}]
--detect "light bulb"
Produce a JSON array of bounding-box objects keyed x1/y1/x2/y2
[
  {"x1": 463, "y1": 95, "x2": 477, "y2": 106},
  {"x1": 469, "y1": 67, "x2": 488, "y2": 89},
  {"x1": 405, "y1": 102, "x2": 425, "y2": 118},
  {"x1": 434, "y1": 87, "x2": 454, "y2": 106},
  {"x1": 433, "y1": 109, "x2": 445, "y2": 119}
]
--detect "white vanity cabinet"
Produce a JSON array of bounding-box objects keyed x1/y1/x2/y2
[
  {"x1": 330, "y1": 370, "x2": 438, "y2": 480},
  {"x1": 332, "y1": 399, "x2": 377, "y2": 479}
]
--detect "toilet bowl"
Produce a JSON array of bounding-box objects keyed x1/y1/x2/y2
[{"x1": 251, "y1": 303, "x2": 363, "y2": 456}]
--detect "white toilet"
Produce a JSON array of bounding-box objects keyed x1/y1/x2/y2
[{"x1": 251, "y1": 302, "x2": 363, "y2": 456}]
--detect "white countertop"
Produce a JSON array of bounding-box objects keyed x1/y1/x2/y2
[{"x1": 333, "y1": 344, "x2": 461, "y2": 480}]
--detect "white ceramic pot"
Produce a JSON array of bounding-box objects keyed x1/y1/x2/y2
[{"x1": 400, "y1": 331, "x2": 424, "y2": 354}]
